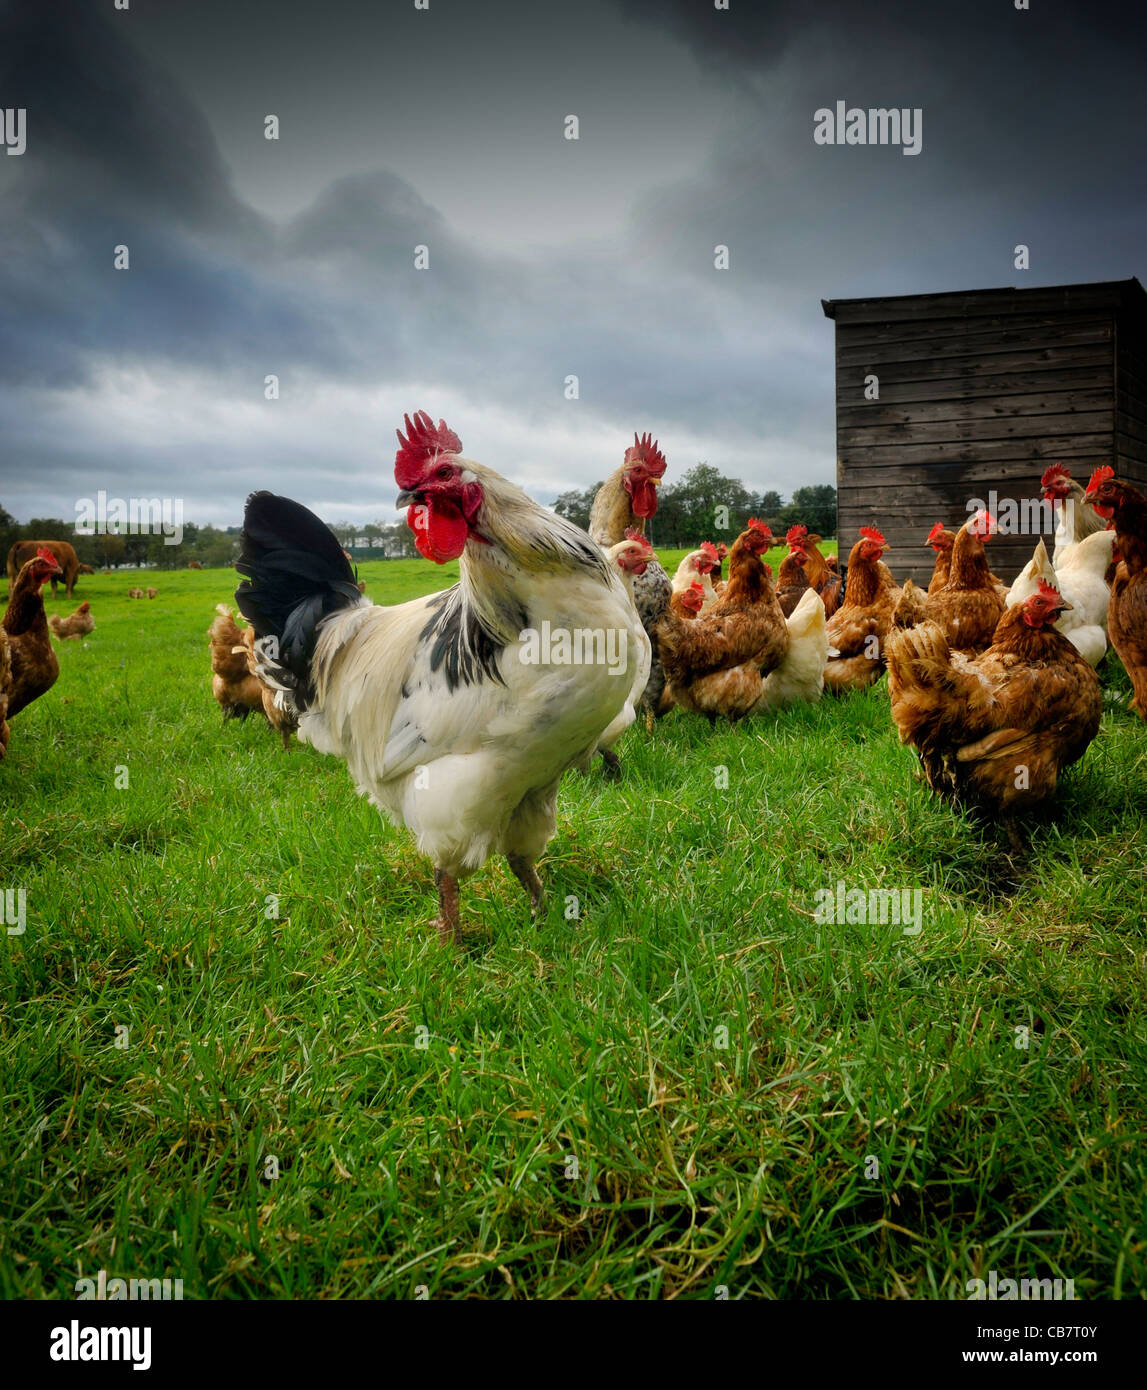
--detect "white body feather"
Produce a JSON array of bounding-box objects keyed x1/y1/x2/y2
[
  {"x1": 288, "y1": 490, "x2": 649, "y2": 879},
  {"x1": 750, "y1": 588, "x2": 829, "y2": 712}
]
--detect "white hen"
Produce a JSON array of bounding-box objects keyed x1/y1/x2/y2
[{"x1": 750, "y1": 588, "x2": 831, "y2": 712}]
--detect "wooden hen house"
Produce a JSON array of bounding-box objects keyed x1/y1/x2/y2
[{"x1": 822, "y1": 277, "x2": 1147, "y2": 584}]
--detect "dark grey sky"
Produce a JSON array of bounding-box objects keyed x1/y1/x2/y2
[{"x1": 0, "y1": 0, "x2": 1143, "y2": 527}]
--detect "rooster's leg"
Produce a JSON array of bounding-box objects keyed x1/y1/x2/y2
[
  {"x1": 432, "y1": 868, "x2": 462, "y2": 947},
  {"x1": 507, "y1": 855, "x2": 544, "y2": 920}
]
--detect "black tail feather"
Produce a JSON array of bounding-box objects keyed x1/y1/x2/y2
[{"x1": 235, "y1": 492, "x2": 362, "y2": 694}]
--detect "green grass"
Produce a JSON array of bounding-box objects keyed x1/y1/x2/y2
[{"x1": 1, "y1": 556, "x2": 1144, "y2": 1301}]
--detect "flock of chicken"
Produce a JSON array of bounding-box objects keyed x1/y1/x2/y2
[
  {"x1": 2, "y1": 416, "x2": 1142, "y2": 940},
  {"x1": 207, "y1": 413, "x2": 1146, "y2": 943}
]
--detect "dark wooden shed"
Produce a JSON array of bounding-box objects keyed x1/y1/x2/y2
[{"x1": 822, "y1": 277, "x2": 1147, "y2": 584}]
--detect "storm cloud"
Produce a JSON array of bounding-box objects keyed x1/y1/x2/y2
[{"x1": 0, "y1": 0, "x2": 1142, "y2": 528}]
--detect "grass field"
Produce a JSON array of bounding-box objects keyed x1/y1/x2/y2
[{"x1": 2, "y1": 552, "x2": 1145, "y2": 1300}]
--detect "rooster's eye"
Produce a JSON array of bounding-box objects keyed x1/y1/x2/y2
[{"x1": 437, "y1": 466, "x2": 452, "y2": 480}]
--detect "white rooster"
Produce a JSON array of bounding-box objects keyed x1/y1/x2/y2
[{"x1": 236, "y1": 411, "x2": 650, "y2": 946}]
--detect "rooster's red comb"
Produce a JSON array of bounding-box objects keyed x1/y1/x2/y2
[
  {"x1": 859, "y1": 525, "x2": 886, "y2": 547},
  {"x1": 967, "y1": 510, "x2": 997, "y2": 539},
  {"x1": 1085, "y1": 464, "x2": 1115, "y2": 497},
  {"x1": 785, "y1": 524, "x2": 807, "y2": 547},
  {"x1": 395, "y1": 411, "x2": 463, "y2": 488},
  {"x1": 926, "y1": 521, "x2": 948, "y2": 547},
  {"x1": 1041, "y1": 462, "x2": 1071, "y2": 489},
  {"x1": 623, "y1": 432, "x2": 667, "y2": 477}
]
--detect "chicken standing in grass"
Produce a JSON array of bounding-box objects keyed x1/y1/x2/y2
[
  {"x1": 671, "y1": 543, "x2": 720, "y2": 612},
  {"x1": 49, "y1": 601, "x2": 94, "y2": 641},
  {"x1": 823, "y1": 526, "x2": 902, "y2": 693},
  {"x1": 886, "y1": 581, "x2": 1101, "y2": 844},
  {"x1": 588, "y1": 433, "x2": 671, "y2": 728},
  {"x1": 1042, "y1": 462, "x2": 1108, "y2": 565},
  {"x1": 656, "y1": 520, "x2": 789, "y2": 722},
  {"x1": 237, "y1": 411, "x2": 649, "y2": 946},
  {"x1": 1084, "y1": 465, "x2": 1147, "y2": 718},
  {"x1": 922, "y1": 510, "x2": 1004, "y2": 653},
  {"x1": 1, "y1": 548, "x2": 64, "y2": 754}
]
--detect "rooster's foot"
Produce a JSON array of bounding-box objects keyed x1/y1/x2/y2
[
  {"x1": 507, "y1": 855, "x2": 544, "y2": 921},
  {"x1": 433, "y1": 868, "x2": 462, "y2": 947},
  {"x1": 599, "y1": 748, "x2": 622, "y2": 780}
]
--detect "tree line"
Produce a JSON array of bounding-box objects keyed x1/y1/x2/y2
[
  {"x1": 2, "y1": 467, "x2": 837, "y2": 572},
  {"x1": 552, "y1": 465, "x2": 837, "y2": 547}
]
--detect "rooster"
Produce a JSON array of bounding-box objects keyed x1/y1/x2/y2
[
  {"x1": 48, "y1": 601, "x2": 94, "y2": 640},
  {"x1": 1042, "y1": 462, "x2": 1107, "y2": 565},
  {"x1": 886, "y1": 581, "x2": 1101, "y2": 844},
  {"x1": 823, "y1": 526, "x2": 901, "y2": 693},
  {"x1": 237, "y1": 411, "x2": 649, "y2": 946},
  {"x1": 1084, "y1": 465, "x2": 1147, "y2": 718},
  {"x1": 923, "y1": 510, "x2": 1004, "y2": 653},
  {"x1": 656, "y1": 520, "x2": 788, "y2": 722},
  {"x1": 1, "y1": 548, "x2": 64, "y2": 748},
  {"x1": 588, "y1": 432, "x2": 671, "y2": 727}
]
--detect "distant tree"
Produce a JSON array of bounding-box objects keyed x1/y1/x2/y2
[
  {"x1": 785, "y1": 485, "x2": 837, "y2": 538},
  {"x1": 96, "y1": 534, "x2": 127, "y2": 568},
  {"x1": 551, "y1": 485, "x2": 600, "y2": 534}
]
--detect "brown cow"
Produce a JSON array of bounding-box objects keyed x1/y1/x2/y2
[
  {"x1": 6, "y1": 539, "x2": 87, "y2": 599},
  {"x1": 187, "y1": 560, "x2": 203, "y2": 570}
]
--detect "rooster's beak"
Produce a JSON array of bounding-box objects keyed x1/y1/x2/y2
[{"x1": 395, "y1": 490, "x2": 417, "y2": 508}]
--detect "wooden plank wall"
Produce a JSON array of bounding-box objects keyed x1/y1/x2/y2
[{"x1": 831, "y1": 285, "x2": 1146, "y2": 586}]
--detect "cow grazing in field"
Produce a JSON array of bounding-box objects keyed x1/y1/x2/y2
[
  {"x1": 7, "y1": 540, "x2": 89, "y2": 599},
  {"x1": 187, "y1": 560, "x2": 203, "y2": 570},
  {"x1": 146, "y1": 587, "x2": 157, "y2": 599}
]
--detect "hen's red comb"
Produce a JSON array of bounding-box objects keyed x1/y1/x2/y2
[
  {"x1": 859, "y1": 525, "x2": 886, "y2": 547},
  {"x1": 1041, "y1": 462, "x2": 1071, "y2": 488},
  {"x1": 689, "y1": 579, "x2": 705, "y2": 591},
  {"x1": 623, "y1": 526, "x2": 653, "y2": 552},
  {"x1": 1085, "y1": 464, "x2": 1115, "y2": 497},
  {"x1": 716, "y1": 542, "x2": 728, "y2": 558},
  {"x1": 748, "y1": 517, "x2": 772, "y2": 536},
  {"x1": 785, "y1": 524, "x2": 807, "y2": 546},
  {"x1": 926, "y1": 521, "x2": 948, "y2": 546},
  {"x1": 699, "y1": 540, "x2": 719, "y2": 561},
  {"x1": 36, "y1": 547, "x2": 59, "y2": 566},
  {"x1": 968, "y1": 510, "x2": 996, "y2": 539},
  {"x1": 1035, "y1": 578, "x2": 1063, "y2": 602},
  {"x1": 623, "y1": 432, "x2": 667, "y2": 477},
  {"x1": 395, "y1": 411, "x2": 463, "y2": 488}
]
